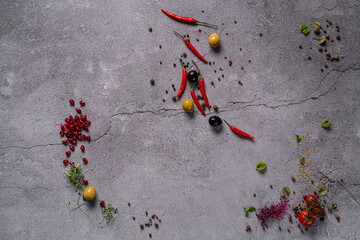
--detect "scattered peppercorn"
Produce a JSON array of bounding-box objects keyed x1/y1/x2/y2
[
  {"x1": 323, "y1": 29, "x2": 327, "y2": 33},
  {"x1": 340, "y1": 55, "x2": 344, "y2": 58},
  {"x1": 162, "y1": 99, "x2": 165, "y2": 102},
  {"x1": 140, "y1": 224, "x2": 144, "y2": 230},
  {"x1": 234, "y1": 21, "x2": 237, "y2": 24},
  {"x1": 325, "y1": 64, "x2": 328, "y2": 68},
  {"x1": 335, "y1": 214, "x2": 341, "y2": 222},
  {"x1": 155, "y1": 223, "x2": 159, "y2": 229},
  {"x1": 318, "y1": 47, "x2": 323, "y2": 52},
  {"x1": 326, "y1": 34, "x2": 330, "y2": 39},
  {"x1": 309, "y1": 46, "x2": 312, "y2": 49},
  {"x1": 238, "y1": 80, "x2": 243, "y2": 85},
  {"x1": 270, "y1": 185, "x2": 273, "y2": 189},
  {"x1": 246, "y1": 225, "x2": 251, "y2": 232},
  {"x1": 336, "y1": 34, "x2": 340, "y2": 40},
  {"x1": 259, "y1": 33, "x2": 262, "y2": 36},
  {"x1": 148, "y1": 27, "x2": 152, "y2": 32},
  {"x1": 327, "y1": 205, "x2": 332, "y2": 212},
  {"x1": 221, "y1": 74, "x2": 224, "y2": 77},
  {"x1": 326, "y1": 52, "x2": 330, "y2": 57},
  {"x1": 198, "y1": 29, "x2": 201, "y2": 32},
  {"x1": 288, "y1": 229, "x2": 291, "y2": 233},
  {"x1": 321, "y1": 69, "x2": 324, "y2": 72},
  {"x1": 172, "y1": 96, "x2": 176, "y2": 101},
  {"x1": 128, "y1": 202, "x2": 131, "y2": 206},
  {"x1": 214, "y1": 70, "x2": 217, "y2": 73},
  {"x1": 241, "y1": 66, "x2": 244, "y2": 70},
  {"x1": 299, "y1": 45, "x2": 302, "y2": 49},
  {"x1": 303, "y1": 194, "x2": 307, "y2": 199},
  {"x1": 149, "y1": 233, "x2": 152, "y2": 238},
  {"x1": 279, "y1": 226, "x2": 282, "y2": 231},
  {"x1": 213, "y1": 105, "x2": 218, "y2": 111},
  {"x1": 132, "y1": 216, "x2": 135, "y2": 220},
  {"x1": 308, "y1": 56, "x2": 311, "y2": 60},
  {"x1": 291, "y1": 176, "x2": 296, "y2": 182},
  {"x1": 211, "y1": 81, "x2": 214, "y2": 85},
  {"x1": 331, "y1": 39, "x2": 334, "y2": 42}
]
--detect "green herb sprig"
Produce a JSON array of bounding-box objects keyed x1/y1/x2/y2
[
  {"x1": 65, "y1": 164, "x2": 89, "y2": 188},
  {"x1": 101, "y1": 203, "x2": 118, "y2": 222},
  {"x1": 244, "y1": 206, "x2": 256, "y2": 217}
]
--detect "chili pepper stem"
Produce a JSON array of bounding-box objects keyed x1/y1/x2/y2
[
  {"x1": 223, "y1": 120, "x2": 231, "y2": 128},
  {"x1": 192, "y1": 60, "x2": 202, "y2": 78},
  {"x1": 174, "y1": 31, "x2": 186, "y2": 40},
  {"x1": 195, "y1": 20, "x2": 218, "y2": 28},
  {"x1": 179, "y1": 58, "x2": 185, "y2": 69}
]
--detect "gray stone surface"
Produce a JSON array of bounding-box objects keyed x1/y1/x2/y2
[{"x1": 1, "y1": 0, "x2": 360, "y2": 239}]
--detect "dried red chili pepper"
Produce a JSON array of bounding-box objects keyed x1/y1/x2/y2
[
  {"x1": 161, "y1": 9, "x2": 217, "y2": 28},
  {"x1": 174, "y1": 31, "x2": 207, "y2": 63},
  {"x1": 176, "y1": 59, "x2": 187, "y2": 98},
  {"x1": 190, "y1": 88, "x2": 205, "y2": 116},
  {"x1": 192, "y1": 60, "x2": 210, "y2": 110},
  {"x1": 223, "y1": 120, "x2": 254, "y2": 139}
]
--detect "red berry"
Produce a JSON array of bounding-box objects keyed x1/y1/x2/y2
[
  {"x1": 224, "y1": 56, "x2": 227, "y2": 59},
  {"x1": 326, "y1": 19, "x2": 329, "y2": 22},
  {"x1": 100, "y1": 201, "x2": 105, "y2": 207},
  {"x1": 63, "y1": 160, "x2": 69, "y2": 166},
  {"x1": 61, "y1": 125, "x2": 65, "y2": 131},
  {"x1": 82, "y1": 158, "x2": 88, "y2": 164},
  {"x1": 84, "y1": 126, "x2": 89, "y2": 132},
  {"x1": 62, "y1": 140, "x2": 68, "y2": 145},
  {"x1": 82, "y1": 179, "x2": 88, "y2": 185},
  {"x1": 76, "y1": 108, "x2": 82, "y2": 114},
  {"x1": 240, "y1": 48, "x2": 242, "y2": 51},
  {"x1": 60, "y1": 131, "x2": 64, "y2": 137},
  {"x1": 69, "y1": 161, "x2": 75, "y2": 165},
  {"x1": 259, "y1": 33, "x2": 263, "y2": 36},
  {"x1": 80, "y1": 145, "x2": 85, "y2": 152},
  {"x1": 69, "y1": 116, "x2": 73, "y2": 121},
  {"x1": 86, "y1": 136, "x2": 91, "y2": 141},
  {"x1": 66, "y1": 151, "x2": 71, "y2": 157},
  {"x1": 80, "y1": 101, "x2": 85, "y2": 106},
  {"x1": 85, "y1": 121, "x2": 91, "y2": 126},
  {"x1": 69, "y1": 146, "x2": 75, "y2": 151},
  {"x1": 83, "y1": 115, "x2": 87, "y2": 121},
  {"x1": 72, "y1": 140, "x2": 77, "y2": 146},
  {"x1": 331, "y1": 39, "x2": 334, "y2": 42},
  {"x1": 65, "y1": 118, "x2": 70, "y2": 123},
  {"x1": 69, "y1": 99, "x2": 75, "y2": 106}
]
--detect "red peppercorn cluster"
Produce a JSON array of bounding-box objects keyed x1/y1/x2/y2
[{"x1": 61, "y1": 99, "x2": 91, "y2": 178}]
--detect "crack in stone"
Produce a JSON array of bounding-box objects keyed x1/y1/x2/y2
[
  {"x1": 0, "y1": 185, "x2": 67, "y2": 191},
  {"x1": 0, "y1": 143, "x2": 61, "y2": 150},
  {"x1": 318, "y1": 171, "x2": 360, "y2": 206}
]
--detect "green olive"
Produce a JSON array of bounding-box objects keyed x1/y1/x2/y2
[{"x1": 208, "y1": 33, "x2": 220, "y2": 48}]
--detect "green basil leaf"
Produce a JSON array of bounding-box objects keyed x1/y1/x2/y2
[
  {"x1": 317, "y1": 186, "x2": 328, "y2": 196},
  {"x1": 296, "y1": 134, "x2": 302, "y2": 143},
  {"x1": 312, "y1": 21, "x2": 321, "y2": 28},
  {"x1": 248, "y1": 206, "x2": 255, "y2": 212},
  {"x1": 282, "y1": 186, "x2": 291, "y2": 196}
]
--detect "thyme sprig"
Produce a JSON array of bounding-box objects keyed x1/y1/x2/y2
[
  {"x1": 64, "y1": 164, "x2": 89, "y2": 188},
  {"x1": 101, "y1": 203, "x2": 118, "y2": 222}
]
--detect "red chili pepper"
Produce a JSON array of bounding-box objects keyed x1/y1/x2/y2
[
  {"x1": 176, "y1": 59, "x2": 187, "y2": 98},
  {"x1": 223, "y1": 120, "x2": 254, "y2": 139},
  {"x1": 161, "y1": 9, "x2": 217, "y2": 28},
  {"x1": 190, "y1": 88, "x2": 205, "y2": 116},
  {"x1": 192, "y1": 60, "x2": 210, "y2": 110},
  {"x1": 174, "y1": 31, "x2": 207, "y2": 63}
]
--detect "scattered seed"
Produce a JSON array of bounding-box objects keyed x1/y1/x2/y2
[
  {"x1": 240, "y1": 47, "x2": 242, "y2": 51},
  {"x1": 248, "y1": 59, "x2": 251, "y2": 62},
  {"x1": 172, "y1": 96, "x2": 176, "y2": 102},
  {"x1": 132, "y1": 216, "x2": 135, "y2": 220},
  {"x1": 221, "y1": 74, "x2": 224, "y2": 77},
  {"x1": 288, "y1": 229, "x2": 291, "y2": 233},
  {"x1": 187, "y1": 34, "x2": 189, "y2": 38},
  {"x1": 150, "y1": 79, "x2": 155, "y2": 85},
  {"x1": 340, "y1": 55, "x2": 344, "y2": 58},
  {"x1": 162, "y1": 99, "x2": 165, "y2": 102},
  {"x1": 291, "y1": 176, "x2": 296, "y2": 182},
  {"x1": 321, "y1": 69, "x2": 324, "y2": 72},
  {"x1": 259, "y1": 33, "x2": 262, "y2": 36},
  {"x1": 211, "y1": 81, "x2": 214, "y2": 85},
  {"x1": 241, "y1": 66, "x2": 244, "y2": 70},
  {"x1": 326, "y1": 34, "x2": 330, "y2": 39},
  {"x1": 148, "y1": 27, "x2": 152, "y2": 32},
  {"x1": 155, "y1": 223, "x2": 159, "y2": 229},
  {"x1": 149, "y1": 233, "x2": 152, "y2": 238},
  {"x1": 270, "y1": 185, "x2": 273, "y2": 189},
  {"x1": 128, "y1": 203, "x2": 131, "y2": 207},
  {"x1": 246, "y1": 225, "x2": 251, "y2": 232},
  {"x1": 336, "y1": 34, "x2": 340, "y2": 40},
  {"x1": 279, "y1": 226, "x2": 282, "y2": 231},
  {"x1": 140, "y1": 224, "x2": 144, "y2": 230},
  {"x1": 325, "y1": 64, "x2": 328, "y2": 68},
  {"x1": 213, "y1": 105, "x2": 218, "y2": 111},
  {"x1": 326, "y1": 52, "x2": 330, "y2": 57},
  {"x1": 318, "y1": 47, "x2": 323, "y2": 52},
  {"x1": 234, "y1": 21, "x2": 237, "y2": 24},
  {"x1": 335, "y1": 214, "x2": 341, "y2": 222},
  {"x1": 309, "y1": 46, "x2": 312, "y2": 49},
  {"x1": 253, "y1": 193, "x2": 256, "y2": 197},
  {"x1": 226, "y1": 32, "x2": 228, "y2": 35},
  {"x1": 201, "y1": 10, "x2": 204, "y2": 13},
  {"x1": 323, "y1": 29, "x2": 327, "y2": 33},
  {"x1": 308, "y1": 56, "x2": 311, "y2": 60},
  {"x1": 238, "y1": 80, "x2": 243, "y2": 85},
  {"x1": 303, "y1": 194, "x2": 307, "y2": 199},
  {"x1": 299, "y1": 45, "x2": 302, "y2": 49},
  {"x1": 198, "y1": 29, "x2": 201, "y2": 32}
]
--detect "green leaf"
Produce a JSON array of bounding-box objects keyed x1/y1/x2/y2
[
  {"x1": 296, "y1": 134, "x2": 302, "y2": 143},
  {"x1": 245, "y1": 210, "x2": 249, "y2": 217},
  {"x1": 282, "y1": 186, "x2": 291, "y2": 196},
  {"x1": 299, "y1": 156, "x2": 306, "y2": 165},
  {"x1": 317, "y1": 186, "x2": 328, "y2": 196},
  {"x1": 300, "y1": 24, "x2": 310, "y2": 35},
  {"x1": 312, "y1": 21, "x2": 321, "y2": 28},
  {"x1": 248, "y1": 206, "x2": 255, "y2": 212},
  {"x1": 317, "y1": 36, "x2": 326, "y2": 45}
]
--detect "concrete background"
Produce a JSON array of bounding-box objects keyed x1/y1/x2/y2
[{"x1": 1, "y1": 0, "x2": 359, "y2": 239}]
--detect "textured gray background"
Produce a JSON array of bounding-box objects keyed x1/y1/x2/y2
[{"x1": 1, "y1": 0, "x2": 359, "y2": 239}]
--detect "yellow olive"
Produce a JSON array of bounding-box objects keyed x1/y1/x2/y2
[
  {"x1": 83, "y1": 186, "x2": 96, "y2": 201},
  {"x1": 208, "y1": 33, "x2": 220, "y2": 48},
  {"x1": 182, "y1": 99, "x2": 194, "y2": 113}
]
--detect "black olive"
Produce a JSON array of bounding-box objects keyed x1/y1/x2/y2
[
  {"x1": 187, "y1": 70, "x2": 198, "y2": 84},
  {"x1": 209, "y1": 116, "x2": 222, "y2": 126}
]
